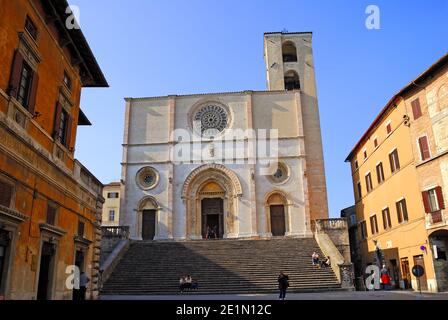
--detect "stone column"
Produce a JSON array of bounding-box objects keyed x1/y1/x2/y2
[
  {"x1": 92, "y1": 196, "x2": 104, "y2": 299},
  {"x1": 245, "y1": 92, "x2": 258, "y2": 237},
  {"x1": 167, "y1": 96, "x2": 176, "y2": 240},
  {"x1": 296, "y1": 92, "x2": 313, "y2": 236},
  {"x1": 261, "y1": 204, "x2": 272, "y2": 238}
]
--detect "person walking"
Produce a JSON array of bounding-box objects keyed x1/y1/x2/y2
[
  {"x1": 206, "y1": 226, "x2": 214, "y2": 240},
  {"x1": 278, "y1": 272, "x2": 289, "y2": 300},
  {"x1": 79, "y1": 271, "x2": 90, "y2": 300}
]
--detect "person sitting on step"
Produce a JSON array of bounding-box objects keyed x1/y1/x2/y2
[
  {"x1": 320, "y1": 256, "x2": 331, "y2": 268},
  {"x1": 312, "y1": 252, "x2": 320, "y2": 266},
  {"x1": 179, "y1": 275, "x2": 186, "y2": 293},
  {"x1": 191, "y1": 278, "x2": 199, "y2": 291},
  {"x1": 184, "y1": 275, "x2": 192, "y2": 291}
]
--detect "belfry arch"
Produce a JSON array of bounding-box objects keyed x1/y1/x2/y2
[{"x1": 182, "y1": 164, "x2": 242, "y2": 239}]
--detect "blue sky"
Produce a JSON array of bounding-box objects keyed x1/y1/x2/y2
[{"x1": 73, "y1": 0, "x2": 448, "y2": 217}]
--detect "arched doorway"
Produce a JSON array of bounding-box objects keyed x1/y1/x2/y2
[
  {"x1": 265, "y1": 192, "x2": 289, "y2": 237},
  {"x1": 429, "y1": 229, "x2": 448, "y2": 291},
  {"x1": 182, "y1": 164, "x2": 242, "y2": 240},
  {"x1": 138, "y1": 196, "x2": 159, "y2": 240},
  {"x1": 200, "y1": 182, "x2": 225, "y2": 239}
]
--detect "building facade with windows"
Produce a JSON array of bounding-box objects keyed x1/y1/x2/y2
[
  {"x1": 101, "y1": 182, "x2": 121, "y2": 227},
  {"x1": 346, "y1": 53, "x2": 448, "y2": 292},
  {"x1": 0, "y1": 0, "x2": 108, "y2": 299},
  {"x1": 121, "y1": 32, "x2": 329, "y2": 241},
  {"x1": 340, "y1": 206, "x2": 362, "y2": 283}
]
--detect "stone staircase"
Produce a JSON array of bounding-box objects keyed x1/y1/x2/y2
[{"x1": 101, "y1": 238, "x2": 342, "y2": 295}]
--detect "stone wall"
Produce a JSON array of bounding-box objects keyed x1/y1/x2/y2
[{"x1": 314, "y1": 218, "x2": 351, "y2": 263}]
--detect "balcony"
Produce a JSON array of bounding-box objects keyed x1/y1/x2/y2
[
  {"x1": 426, "y1": 210, "x2": 447, "y2": 229},
  {"x1": 101, "y1": 226, "x2": 130, "y2": 239}
]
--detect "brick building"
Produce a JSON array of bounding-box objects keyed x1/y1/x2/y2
[{"x1": 0, "y1": 0, "x2": 108, "y2": 299}]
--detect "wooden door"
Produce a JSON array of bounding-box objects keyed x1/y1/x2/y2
[
  {"x1": 37, "y1": 242, "x2": 54, "y2": 300},
  {"x1": 413, "y1": 255, "x2": 428, "y2": 291},
  {"x1": 270, "y1": 205, "x2": 286, "y2": 236},
  {"x1": 390, "y1": 259, "x2": 400, "y2": 288},
  {"x1": 0, "y1": 230, "x2": 10, "y2": 291},
  {"x1": 202, "y1": 198, "x2": 224, "y2": 238},
  {"x1": 400, "y1": 258, "x2": 411, "y2": 289},
  {"x1": 142, "y1": 210, "x2": 156, "y2": 240}
]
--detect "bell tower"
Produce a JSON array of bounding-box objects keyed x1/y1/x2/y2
[
  {"x1": 263, "y1": 31, "x2": 329, "y2": 221},
  {"x1": 263, "y1": 31, "x2": 317, "y2": 96}
]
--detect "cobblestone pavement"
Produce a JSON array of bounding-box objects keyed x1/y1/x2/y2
[{"x1": 100, "y1": 290, "x2": 448, "y2": 300}]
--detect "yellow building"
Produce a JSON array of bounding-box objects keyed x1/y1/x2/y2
[
  {"x1": 346, "y1": 53, "x2": 448, "y2": 292},
  {"x1": 101, "y1": 182, "x2": 121, "y2": 227}
]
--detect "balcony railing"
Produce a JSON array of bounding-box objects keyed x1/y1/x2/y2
[
  {"x1": 431, "y1": 211, "x2": 443, "y2": 223},
  {"x1": 101, "y1": 226, "x2": 130, "y2": 239},
  {"x1": 311, "y1": 218, "x2": 348, "y2": 233},
  {"x1": 426, "y1": 210, "x2": 446, "y2": 228}
]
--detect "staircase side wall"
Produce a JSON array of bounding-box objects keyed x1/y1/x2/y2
[
  {"x1": 315, "y1": 233, "x2": 345, "y2": 283},
  {"x1": 100, "y1": 240, "x2": 130, "y2": 285}
]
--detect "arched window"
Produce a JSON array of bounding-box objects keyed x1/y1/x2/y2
[
  {"x1": 284, "y1": 70, "x2": 300, "y2": 91},
  {"x1": 282, "y1": 42, "x2": 297, "y2": 62}
]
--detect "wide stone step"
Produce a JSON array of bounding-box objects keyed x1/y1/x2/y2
[{"x1": 102, "y1": 238, "x2": 341, "y2": 295}]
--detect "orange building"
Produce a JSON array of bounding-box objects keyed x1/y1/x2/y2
[
  {"x1": 0, "y1": 0, "x2": 108, "y2": 299},
  {"x1": 346, "y1": 53, "x2": 448, "y2": 292}
]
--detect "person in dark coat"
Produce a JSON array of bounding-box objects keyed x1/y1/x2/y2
[{"x1": 278, "y1": 272, "x2": 289, "y2": 300}]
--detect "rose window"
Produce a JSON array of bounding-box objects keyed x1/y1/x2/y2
[{"x1": 193, "y1": 105, "x2": 228, "y2": 136}]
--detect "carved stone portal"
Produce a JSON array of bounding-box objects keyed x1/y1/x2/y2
[{"x1": 182, "y1": 164, "x2": 242, "y2": 239}]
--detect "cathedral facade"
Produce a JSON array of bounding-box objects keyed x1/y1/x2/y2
[{"x1": 120, "y1": 32, "x2": 329, "y2": 240}]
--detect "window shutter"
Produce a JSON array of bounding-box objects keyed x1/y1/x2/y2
[
  {"x1": 28, "y1": 72, "x2": 39, "y2": 115},
  {"x1": 396, "y1": 202, "x2": 402, "y2": 223},
  {"x1": 411, "y1": 99, "x2": 422, "y2": 120},
  {"x1": 402, "y1": 199, "x2": 408, "y2": 221},
  {"x1": 0, "y1": 182, "x2": 13, "y2": 208},
  {"x1": 53, "y1": 102, "x2": 62, "y2": 139},
  {"x1": 422, "y1": 191, "x2": 431, "y2": 213},
  {"x1": 65, "y1": 115, "x2": 73, "y2": 148},
  {"x1": 389, "y1": 153, "x2": 394, "y2": 172},
  {"x1": 387, "y1": 123, "x2": 392, "y2": 134},
  {"x1": 436, "y1": 186, "x2": 445, "y2": 210},
  {"x1": 418, "y1": 136, "x2": 430, "y2": 161},
  {"x1": 8, "y1": 50, "x2": 24, "y2": 96}
]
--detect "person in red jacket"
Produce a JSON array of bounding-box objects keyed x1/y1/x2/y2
[{"x1": 381, "y1": 273, "x2": 391, "y2": 290}]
